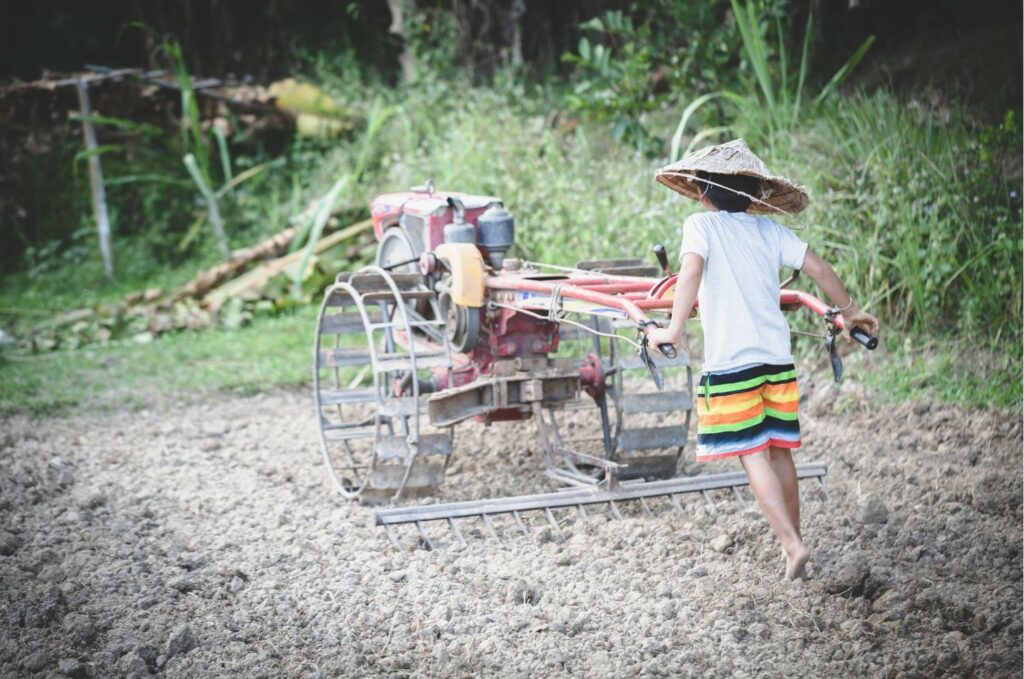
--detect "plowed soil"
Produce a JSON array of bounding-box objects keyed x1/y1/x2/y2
[{"x1": 1, "y1": 378, "x2": 1021, "y2": 678}]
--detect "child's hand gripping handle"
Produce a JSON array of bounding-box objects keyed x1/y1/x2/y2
[{"x1": 657, "y1": 343, "x2": 677, "y2": 359}]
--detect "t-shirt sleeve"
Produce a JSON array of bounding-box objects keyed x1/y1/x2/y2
[
  {"x1": 777, "y1": 222, "x2": 808, "y2": 269},
  {"x1": 679, "y1": 214, "x2": 709, "y2": 261}
]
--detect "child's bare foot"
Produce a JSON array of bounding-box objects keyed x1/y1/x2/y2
[{"x1": 783, "y1": 544, "x2": 810, "y2": 580}]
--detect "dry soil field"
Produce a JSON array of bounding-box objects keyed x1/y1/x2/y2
[{"x1": 1, "y1": 377, "x2": 1021, "y2": 678}]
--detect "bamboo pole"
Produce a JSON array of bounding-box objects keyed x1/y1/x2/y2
[
  {"x1": 184, "y1": 153, "x2": 230, "y2": 261},
  {"x1": 74, "y1": 78, "x2": 114, "y2": 279}
]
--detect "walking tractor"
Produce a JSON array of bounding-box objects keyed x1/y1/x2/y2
[{"x1": 312, "y1": 184, "x2": 878, "y2": 549}]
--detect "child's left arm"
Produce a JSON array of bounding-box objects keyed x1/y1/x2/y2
[{"x1": 646, "y1": 253, "x2": 703, "y2": 351}]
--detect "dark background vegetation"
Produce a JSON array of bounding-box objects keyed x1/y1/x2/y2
[
  {"x1": 4, "y1": 0, "x2": 1021, "y2": 107},
  {"x1": 0, "y1": 0, "x2": 1021, "y2": 412}
]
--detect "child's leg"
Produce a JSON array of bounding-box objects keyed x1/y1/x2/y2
[
  {"x1": 739, "y1": 450, "x2": 809, "y2": 579},
  {"x1": 768, "y1": 446, "x2": 800, "y2": 537}
]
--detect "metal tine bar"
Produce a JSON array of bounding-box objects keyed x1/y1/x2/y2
[
  {"x1": 818, "y1": 476, "x2": 830, "y2": 500},
  {"x1": 669, "y1": 494, "x2": 685, "y2": 513},
  {"x1": 544, "y1": 508, "x2": 565, "y2": 541},
  {"x1": 511, "y1": 510, "x2": 530, "y2": 536},
  {"x1": 384, "y1": 525, "x2": 405, "y2": 552},
  {"x1": 702, "y1": 490, "x2": 716, "y2": 510},
  {"x1": 481, "y1": 514, "x2": 501, "y2": 542},
  {"x1": 731, "y1": 486, "x2": 747, "y2": 506},
  {"x1": 374, "y1": 464, "x2": 828, "y2": 525},
  {"x1": 447, "y1": 518, "x2": 467, "y2": 547},
  {"x1": 608, "y1": 500, "x2": 623, "y2": 520},
  {"x1": 576, "y1": 503, "x2": 588, "y2": 520},
  {"x1": 415, "y1": 521, "x2": 435, "y2": 551}
]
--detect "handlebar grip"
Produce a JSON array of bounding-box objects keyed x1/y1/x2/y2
[
  {"x1": 653, "y1": 244, "x2": 670, "y2": 276},
  {"x1": 657, "y1": 343, "x2": 678, "y2": 359},
  {"x1": 850, "y1": 327, "x2": 878, "y2": 350}
]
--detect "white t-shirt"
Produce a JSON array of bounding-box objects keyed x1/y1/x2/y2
[{"x1": 679, "y1": 211, "x2": 808, "y2": 372}]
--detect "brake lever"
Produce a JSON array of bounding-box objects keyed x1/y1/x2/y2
[
  {"x1": 637, "y1": 338, "x2": 665, "y2": 391},
  {"x1": 823, "y1": 309, "x2": 844, "y2": 383},
  {"x1": 824, "y1": 328, "x2": 844, "y2": 383}
]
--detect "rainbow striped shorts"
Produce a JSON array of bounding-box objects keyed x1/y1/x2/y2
[{"x1": 694, "y1": 363, "x2": 801, "y2": 462}]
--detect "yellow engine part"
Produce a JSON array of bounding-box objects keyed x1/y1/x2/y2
[{"x1": 434, "y1": 243, "x2": 485, "y2": 308}]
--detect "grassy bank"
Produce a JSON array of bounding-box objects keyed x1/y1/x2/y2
[{"x1": 0, "y1": 307, "x2": 316, "y2": 416}]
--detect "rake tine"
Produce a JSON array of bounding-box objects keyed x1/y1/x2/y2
[
  {"x1": 414, "y1": 520, "x2": 434, "y2": 551},
  {"x1": 447, "y1": 517, "x2": 467, "y2": 547},
  {"x1": 511, "y1": 510, "x2": 530, "y2": 536},
  {"x1": 731, "y1": 486, "x2": 747, "y2": 506},
  {"x1": 702, "y1": 490, "x2": 716, "y2": 511},
  {"x1": 481, "y1": 513, "x2": 501, "y2": 542},
  {"x1": 608, "y1": 500, "x2": 623, "y2": 520},
  {"x1": 384, "y1": 524, "x2": 405, "y2": 552},
  {"x1": 669, "y1": 493, "x2": 685, "y2": 513},
  {"x1": 576, "y1": 503, "x2": 588, "y2": 520},
  {"x1": 818, "y1": 475, "x2": 830, "y2": 500},
  {"x1": 544, "y1": 507, "x2": 565, "y2": 541},
  {"x1": 638, "y1": 496, "x2": 654, "y2": 517}
]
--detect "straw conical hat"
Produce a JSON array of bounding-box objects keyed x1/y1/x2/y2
[{"x1": 655, "y1": 138, "x2": 809, "y2": 214}]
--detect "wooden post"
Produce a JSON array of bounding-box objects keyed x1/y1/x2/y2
[{"x1": 74, "y1": 78, "x2": 114, "y2": 279}]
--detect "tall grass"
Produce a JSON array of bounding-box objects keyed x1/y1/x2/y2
[
  {"x1": 297, "y1": 71, "x2": 1019, "y2": 344},
  {"x1": 731, "y1": 93, "x2": 1021, "y2": 339}
]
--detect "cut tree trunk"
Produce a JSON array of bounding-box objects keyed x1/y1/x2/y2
[{"x1": 165, "y1": 225, "x2": 300, "y2": 303}]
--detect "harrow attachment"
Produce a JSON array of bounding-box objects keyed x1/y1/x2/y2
[{"x1": 375, "y1": 462, "x2": 828, "y2": 551}]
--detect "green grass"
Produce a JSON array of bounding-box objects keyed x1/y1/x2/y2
[
  {"x1": 853, "y1": 333, "x2": 1022, "y2": 410},
  {"x1": 0, "y1": 307, "x2": 317, "y2": 416}
]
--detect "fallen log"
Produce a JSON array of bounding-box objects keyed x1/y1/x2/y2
[
  {"x1": 165, "y1": 225, "x2": 299, "y2": 303},
  {"x1": 205, "y1": 218, "x2": 373, "y2": 309}
]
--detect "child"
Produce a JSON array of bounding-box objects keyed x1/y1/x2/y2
[{"x1": 647, "y1": 139, "x2": 880, "y2": 580}]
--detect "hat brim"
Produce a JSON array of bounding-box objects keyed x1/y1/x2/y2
[{"x1": 655, "y1": 170, "x2": 809, "y2": 215}]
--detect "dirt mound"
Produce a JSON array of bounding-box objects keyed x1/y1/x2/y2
[{"x1": 0, "y1": 388, "x2": 1020, "y2": 677}]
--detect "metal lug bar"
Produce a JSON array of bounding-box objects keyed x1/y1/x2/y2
[
  {"x1": 638, "y1": 496, "x2": 654, "y2": 517},
  {"x1": 576, "y1": 504, "x2": 588, "y2": 520},
  {"x1": 608, "y1": 500, "x2": 623, "y2": 520},
  {"x1": 669, "y1": 493, "x2": 684, "y2": 513}
]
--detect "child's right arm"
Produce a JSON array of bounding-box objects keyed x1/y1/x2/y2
[{"x1": 800, "y1": 249, "x2": 881, "y2": 341}]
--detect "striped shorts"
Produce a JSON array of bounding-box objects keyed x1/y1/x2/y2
[{"x1": 694, "y1": 363, "x2": 801, "y2": 462}]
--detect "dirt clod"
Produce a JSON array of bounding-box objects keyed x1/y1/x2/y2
[
  {"x1": 858, "y1": 494, "x2": 889, "y2": 524},
  {"x1": 164, "y1": 624, "x2": 197, "y2": 658},
  {"x1": 57, "y1": 657, "x2": 85, "y2": 677}
]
